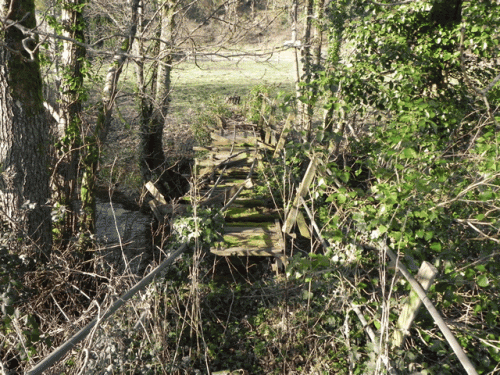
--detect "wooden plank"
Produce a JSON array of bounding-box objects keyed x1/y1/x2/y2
[
  {"x1": 256, "y1": 139, "x2": 274, "y2": 150},
  {"x1": 200, "y1": 179, "x2": 254, "y2": 207},
  {"x1": 272, "y1": 220, "x2": 287, "y2": 273},
  {"x1": 273, "y1": 114, "x2": 294, "y2": 158},
  {"x1": 283, "y1": 156, "x2": 318, "y2": 234},
  {"x1": 193, "y1": 146, "x2": 254, "y2": 153},
  {"x1": 211, "y1": 132, "x2": 258, "y2": 146},
  {"x1": 212, "y1": 222, "x2": 282, "y2": 257},
  {"x1": 296, "y1": 210, "x2": 311, "y2": 239},
  {"x1": 195, "y1": 156, "x2": 257, "y2": 168},
  {"x1": 211, "y1": 150, "x2": 254, "y2": 160},
  {"x1": 148, "y1": 200, "x2": 165, "y2": 223},
  {"x1": 392, "y1": 261, "x2": 438, "y2": 349},
  {"x1": 211, "y1": 247, "x2": 282, "y2": 257},
  {"x1": 381, "y1": 244, "x2": 478, "y2": 375},
  {"x1": 145, "y1": 181, "x2": 167, "y2": 205},
  {"x1": 225, "y1": 206, "x2": 278, "y2": 222}
]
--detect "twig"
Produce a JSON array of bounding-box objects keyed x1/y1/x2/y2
[
  {"x1": 301, "y1": 196, "x2": 398, "y2": 373},
  {"x1": 26, "y1": 242, "x2": 188, "y2": 375},
  {"x1": 50, "y1": 293, "x2": 70, "y2": 322},
  {"x1": 459, "y1": 24, "x2": 499, "y2": 128},
  {"x1": 370, "y1": 0, "x2": 415, "y2": 5},
  {"x1": 351, "y1": 305, "x2": 398, "y2": 375},
  {"x1": 465, "y1": 220, "x2": 500, "y2": 244}
]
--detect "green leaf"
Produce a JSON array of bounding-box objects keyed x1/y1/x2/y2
[
  {"x1": 337, "y1": 193, "x2": 347, "y2": 204},
  {"x1": 430, "y1": 242, "x2": 441, "y2": 251},
  {"x1": 477, "y1": 274, "x2": 489, "y2": 288},
  {"x1": 402, "y1": 147, "x2": 417, "y2": 159},
  {"x1": 474, "y1": 265, "x2": 487, "y2": 272},
  {"x1": 424, "y1": 231, "x2": 434, "y2": 240}
]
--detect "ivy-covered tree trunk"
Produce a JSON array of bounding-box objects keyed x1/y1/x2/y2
[
  {"x1": 56, "y1": 0, "x2": 87, "y2": 239},
  {"x1": 138, "y1": 0, "x2": 188, "y2": 199},
  {"x1": 300, "y1": 0, "x2": 315, "y2": 138},
  {"x1": 0, "y1": 0, "x2": 52, "y2": 259}
]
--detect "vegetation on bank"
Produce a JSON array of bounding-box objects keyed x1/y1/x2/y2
[{"x1": 1, "y1": 0, "x2": 500, "y2": 374}]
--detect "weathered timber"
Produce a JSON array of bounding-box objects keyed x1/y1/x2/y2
[
  {"x1": 392, "y1": 261, "x2": 438, "y2": 349},
  {"x1": 212, "y1": 221, "x2": 283, "y2": 258},
  {"x1": 193, "y1": 145, "x2": 253, "y2": 153},
  {"x1": 273, "y1": 113, "x2": 294, "y2": 158},
  {"x1": 225, "y1": 206, "x2": 280, "y2": 222},
  {"x1": 195, "y1": 156, "x2": 257, "y2": 168},
  {"x1": 379, "y1": 242, "x2": 478, "y2": 375},
  {"x1": 256, "y1": 139, "x2": 275, "y2": 150},
  {"x1": 230, "y1": 198, "x2": 270, "y2": 208},
  {"x1": 200, "y1": 179, "x2": 254, "y2": 207},
  {"x1": 283, "y1": 155, "x2": 318, "y2": 233},
  {"x1": 211, "y1": 132, "x2": 258, "y2": 146},
  {"x1": 148, "y1": 200, "x2": 165, "y2": 223},
  {"x1": 145, "y1": 181, "x2": 167, "y2": 205},
  {"x1": 296, "y1": 210, "x2": 311, "y2": 239}
]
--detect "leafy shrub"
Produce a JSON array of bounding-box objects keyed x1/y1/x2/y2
[{"x1": 171, "y1": 207, "x2": 224, "y2": 248}]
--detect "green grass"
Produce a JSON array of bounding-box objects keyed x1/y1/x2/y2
[{"x1": 170, "y1": 54, "x2": 294, "y2": 123}]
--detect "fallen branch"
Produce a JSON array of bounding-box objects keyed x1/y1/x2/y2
[{"x1": 376, "y1": 241, "x2": 478, "y2": 375}]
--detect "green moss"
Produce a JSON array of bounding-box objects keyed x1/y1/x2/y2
[
  {"x1": 225, "y1": 222, "x2": 273, "y2": 228},
  {"x1": 222, "y1": 232, "x2": 272, "y2": 248},
  {"x1": 232, "y1": 198, "x2": 269, "y2": 207},
  {"x1": 225, "y1": 207, "x2": 279, "y2": 222}
]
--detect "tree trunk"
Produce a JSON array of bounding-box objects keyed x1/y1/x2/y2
[
  {"x1": 0, "y1": 0, "x2": 52, "y2": 259},
  {"x1": 138, "y1": 0, "x2": 188, "y2": 199},
  {"x1": 301, "y1": 0, "x2": 315, "y2": 138},
  {"x1": 430, "y1": 0, "x2": 463, "y2": 27},
  {"x1": 55, "y1": 0, "x2": 87, "y2": 239},
  {"x1": 290, "y1": 0, "x2": 302, "y2": 130},
  {"x1": 79, "y1": 0, "x2": 140, "y2": 238}
]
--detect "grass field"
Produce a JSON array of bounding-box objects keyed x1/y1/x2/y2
[
  {"x1": 169, "y1": 49, "x2": 295, "y2": 123},
  {"x1": 98, "y1": 47, "x2": 295, "y2": 192}
]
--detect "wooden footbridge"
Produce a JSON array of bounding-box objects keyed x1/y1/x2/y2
[
  {"x1": 28, "y1": 110, "x2": 478, "y2": 375},
  {"x1": 146, "y1": 114, "x2": 293, "y2": 271}
]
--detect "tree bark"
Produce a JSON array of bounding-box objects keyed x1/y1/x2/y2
[
  {"x1": 55, "y1": 0, "x2": 87, "y2": 238},
  {"x1": 79, "y1": 0, "x2": 140, "y2": 237},
  {"x1": 138, "y1": 0, "x2": 188, "y2": 199},
  {"x1": 301, "y1": 0, "x2": 315, "y2": 138},
  {"x1": 0, "y1": 0, "x2": 52, "y2": 258}
]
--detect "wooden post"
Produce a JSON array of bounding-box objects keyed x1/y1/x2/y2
[
  {"x1": 282, "y1": 155, "x2": 318, "y2": 234},
  {"x1": 258, "y1": 93, "x2": 267, "y2": 131},
  {"x1": 145, "y1": 181, "x2": 167, "y2": 205},
  {"x1": 273, "y1": 114, "x2": 294, "y2": 158},
  {"x1": 392, "y1": 261, "x2": 438, "y2": 349},
  {"x1": 296, "y1": 210, "x2": 311, "y2": 239}
]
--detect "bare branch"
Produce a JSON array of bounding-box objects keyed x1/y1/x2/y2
[
  {"x1": 459, "y1": 25, "x2": 499, "y2": 127},
  {"x1": 370, "y1": 0, "x2": 416, "y2": 6}
]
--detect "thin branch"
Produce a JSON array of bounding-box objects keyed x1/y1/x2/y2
[
  {"x1": 374, "y1": 241, "x2": 479, "y2": 375},
  {"x1": 459, "y1": 25, "x2": 499, "y2": 127},
  {"x1": 370, "y1": 0, "x2": 415, "y2": 6}
]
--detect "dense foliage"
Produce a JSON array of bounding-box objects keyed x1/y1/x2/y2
[
  {"x1": 2, "y1": 0, "x2": 499, "y2": 373},
  {"x1": 299, "y1": 0, "x2": 500, "y2": 372}
]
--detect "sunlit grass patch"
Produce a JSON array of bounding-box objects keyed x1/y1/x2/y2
[{"x1": 170, "y1": 53, "x2": 294, "y2": 122}]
